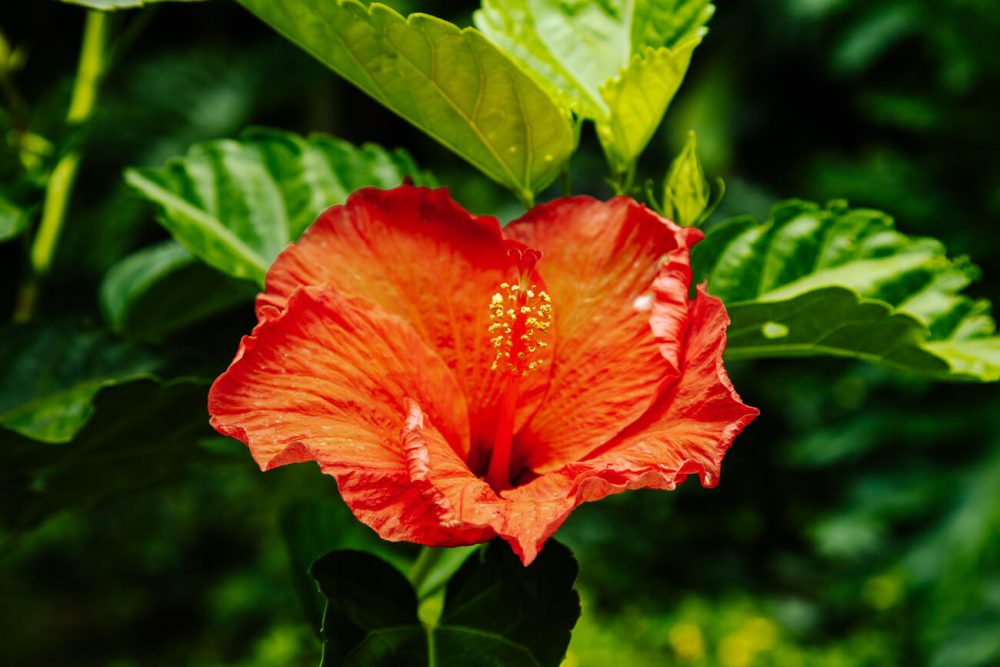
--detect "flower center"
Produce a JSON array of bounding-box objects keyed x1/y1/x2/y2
[
  {"x1": 488, "y1": 282, "x2": 552, "y2": 376},
  {"x1": 485, "y1": 247, "x2": 551, "y2": 491}
]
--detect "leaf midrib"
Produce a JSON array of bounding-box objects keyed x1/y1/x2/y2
[
  {"x1": 125, "y1": 171, "x2": 269, "y2": 280},
  {"x1": 298, "y1": 1, "x2": 531, "y2": 194}
]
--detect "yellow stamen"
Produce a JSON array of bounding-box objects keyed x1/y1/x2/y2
[{"x1": 487, "y1": 279, "x2": 553, "y2": 377}]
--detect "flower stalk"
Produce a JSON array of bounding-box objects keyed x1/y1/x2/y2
[{"x1": 409, "y1": 546, "x2": 446, "y2": 592}]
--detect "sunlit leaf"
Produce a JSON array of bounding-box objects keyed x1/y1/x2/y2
[
  {"x1": 311, "y1": 540, "x2": 580, "y2": 667},
  {"x1": 100, "y1": 240, "x2": 256, "y2": 340},
  {"x1": 235, "y1": 0, "x2": 575, "y2": 202},
  {"x1": 476, "y1": 0, "x2": 711, "y2": 172},
  {"x1": 663, "y1": 130, "x2": 711, "y2": 227},
  {"x1": 0, "y1": 323, "x2": 175, "y2": 443},
  {"x1": 694, "y1": 200, "x2": 1000, "y2": 381},
  {"x1": 125, "y1": 127, "x2": 431, "y2": 284}
]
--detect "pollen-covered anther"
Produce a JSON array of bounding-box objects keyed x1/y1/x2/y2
[{"x1": 487, "y1": 278, "x2": 553, "y2": 376}]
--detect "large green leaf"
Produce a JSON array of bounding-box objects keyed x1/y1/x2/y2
[
  {"x1": 0, "y1": 380, "x2": 214, "y2": 535},
  {"x1": 99, "y1": 240, "x2": 256, "y2": 340},
  {"x1": 235, "y1": 0, "x2": 575, "y2": 202},
  {"x1": 475, "y1": 0, "x2": 712, "y2": 173},
  {"x1": 693, "y1": 200, "x2": 1000, "y2": 381},
  {"x1": 311, "y1": 540, "x2": 580, "y2": 666},
  {"x1": 0, "y1": 323, "x2": 174, "y2": 443},
  {"x1": 125, "y1": 127, "x2": 431, "y2": 284}
]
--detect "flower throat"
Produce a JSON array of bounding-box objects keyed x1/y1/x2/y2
[{"x1": 485, "y1": 248, "x2": 551, "y2": 491}]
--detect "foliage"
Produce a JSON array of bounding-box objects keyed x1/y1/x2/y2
[
  {"x1": 312, "y1": 541, "x2": 579, "y2": 666},
  {"x1": 0, "y1": 323, "x2": 174, "y2": 442},
  {"x1": 475, "y1": 0, "x2": 711, "y2": 174},
  {"x1": 125, "y1": 127, "x2": 431, "y2": 284},
  {"x1": 236, "y1": 0, "x2": 576, "y2": 203},
  {"x1": 662, "y1": 130, "x2": 713, "y2": 227},
  {"x1": 0, "y1": 194, "x2": 29, "y2": 241},
  {"x1": 1, "y1": 0, "x2": 999, "y2": 665},
  {"x1": 695, "y1": 200, "x2": 1000, "y2": 380},
  {"x1": 99, "y1": 240, "x2": 256, "y2": 340},
  {"x1": 0, "y1": 379, "x2": 214, "y2": 535}
]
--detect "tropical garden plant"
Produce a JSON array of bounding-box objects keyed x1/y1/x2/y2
[{"x1": 2, "y1": 0, "x2": 999, "y2": 665}]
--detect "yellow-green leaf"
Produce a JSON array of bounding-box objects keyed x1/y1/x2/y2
[
  {"x1": 597, "y1": 39, "x2": 700, "y2": 173},
  {"x1": 663, "y1": 129, "x2": 711, "y2": 227},
  {"x1": 476, "y1": 0, "x2": 711, "y2": 174},
  {"x1": 236, "y1": 0, "x2": 575, "y2": 202}
]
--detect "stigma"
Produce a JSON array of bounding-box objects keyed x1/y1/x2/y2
[{"x1": 488, "y1": 280, "x2": 552, "y2": 377}]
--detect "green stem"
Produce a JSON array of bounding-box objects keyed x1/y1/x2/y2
[
  {"x1": 559, "y1": 167, "x2": 572, "y2": 197},
  {"x1": 409, "y1": 546, "x2": 445, "y2": 593},
  {"x1": 611, "y1": 162, "x2": 637, "y2": 196},
  {"x1": 515, "y1": 188, "x2": 534, "y2": 211},
  {"x1": 15, "y1": 10, "x2": 108, "y2": 322}
]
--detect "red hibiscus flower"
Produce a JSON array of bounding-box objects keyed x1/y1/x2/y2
[{"x1": 208, "y1": 186, "x2": 758, "y2": 564}]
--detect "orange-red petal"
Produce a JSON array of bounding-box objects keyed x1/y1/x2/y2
[
  {"x1": 256, "y1": 186, "x2": 552, "y2": 464},
  {"x1": 399, "y1": 286, "x2": 757, "y2": 564},
  {"x1": 208, "y1": 286, "x2": 477, "y2": 545},
  {"x1": 510, "y1": 287, "x2": 757, "y2": 557},
  {"x1": 505, "y1": 197, "x2": 703, "y2": 473}
]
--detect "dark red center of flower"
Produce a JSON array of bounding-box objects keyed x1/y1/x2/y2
[{"x1": 484, "y1": 248, "x2": 551, "y2": 491}]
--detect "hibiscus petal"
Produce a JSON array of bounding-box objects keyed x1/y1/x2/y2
[
  {"x1": 505, "y1": 197, "x2": 703, "y2": 473},
  {"x1": 208, "y1": 286, "x2": 477, "y2": 545},
  {"x1": 405, "y1": 288, "x2": 757, "y2": 564},
  {"x1": 257, "y1": 186, "x2": 552, "y2": 464},
  {"x1": 501, "y1": 287, "x2": 759, "y2": 561}
]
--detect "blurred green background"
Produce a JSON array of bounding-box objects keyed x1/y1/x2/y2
[{"x1": 2, "y1": 0, "x2": 999, "y2": 665}]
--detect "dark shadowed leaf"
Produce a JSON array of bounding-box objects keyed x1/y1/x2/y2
[
  {"x1": 99, "y1": 240, "x2": 256, "y2": 340},
  {"x1": 0, "y1": 323, "x2": 174, "y2": 443},
  {"x1": 281, "y1": 499, "x2": 415, "y2": 638},
  {"x1": 311, "y1": 540, "x2": 580, "y2": 666},
  {"x1": 0, "y1": 380, "x2": 213, "y2": 535}
]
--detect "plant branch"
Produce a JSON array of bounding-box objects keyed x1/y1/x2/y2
[{"x1": 15, "y1": 10, "x2": 108, "y2": 322}]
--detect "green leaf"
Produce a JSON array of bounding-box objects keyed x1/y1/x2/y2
[
  {"x1": 60, "y1": 0, "x2": 207, "y2": 10},
  {"x1": 0, "y1": 194, "x2": 30, "y2": 242},
  {"x1": 125, "y1": 127, "x2": 431, "y2": 284},
  {"x1": 235, "y1": 0, "x2": 575, "y2": 202},
  {"x1": 693, "y1": 200, "x2": 1000, "y2": 381},
  {"x1": 663, "y1": 130, "x2": 712, "y2": 227},
  {"x1": 597, "y1": 38, "x2": 700, "y2": 173},
  {"x1": 0, "y1": 323, "x2": 175, "y2": 443},
  {"x1": 100, "y1": 240, "x2": 256, "y2": 340},
  {"x1": 311, "y1": 540, "x2": 580, "y2": 667},
  {"x1": 475, "y1": 0, "x2": 711, "y2": 173},
  {"x1": 280, "y1": 498, "x2": 414, "y2": 638},
  {"x1": 0, "y1": 380, "x2": 214, "y2": 535}
]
